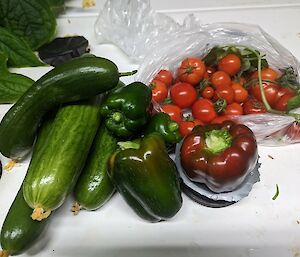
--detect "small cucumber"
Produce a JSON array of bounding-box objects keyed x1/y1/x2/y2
[
  {"x1": 0, "y1": 56, "x2": 120, "y2": 160},
  {"x1": 0, "y1": 188, "x2": 49, "y2": 257},
  {"x1": 23, "y1": 99, "x2": 101, "y2": 221},
  {"x1": 73, "y1": 124, "x2": 117, "y2": 212}
]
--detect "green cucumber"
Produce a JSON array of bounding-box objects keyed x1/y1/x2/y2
[
  {"x1": 0, "y1": 188, "x2": 49, "y2": 257},
  {"x1": 0, "y1": 114, "x2": 54, "y2": 257},
  {"x1": 0, "y1": 56, "x2": 121, "y2": 160},
  {"x1": 73, "y1": 124, "x2": 117, "y2": 212},
  {"x1": 23, "y1": 99, "x2": 101, "y2": 221}
]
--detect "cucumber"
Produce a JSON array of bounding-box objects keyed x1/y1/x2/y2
[
  {"x1": 73, "y1": 124, "x2": 117, "y2": 212},
  {"x1": 0, "y1": 114, "x2": 54, "y2": 257},
  {"x1": 0, "y1": 56, "x2": 120, "y2": 160},
  {"x1": 23, "y1": 99, "x2": 101, "y2": 221},
  {"x1": 0, "y1": 188, "x2": 49, "y2": 257}
]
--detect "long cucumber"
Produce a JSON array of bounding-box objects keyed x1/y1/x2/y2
[
  {"x1": 23, "y1": 99, "x2": 101, "y2": 221},
  {"x1": 0, "y1": 56, "x2": 121, "y2": 160},
  {"x1": 73, "y1": 124, "x2": 117, "y2": 213},
  {"x1": 0, "y1": 112, "x2": 54, "y2": 257}
]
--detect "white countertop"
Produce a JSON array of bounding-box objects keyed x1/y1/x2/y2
[{"x1": 1, "y1": 1, "x2": 300, "y2": 257}]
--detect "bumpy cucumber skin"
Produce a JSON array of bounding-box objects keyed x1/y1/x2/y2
[
  {"x1": 1, "y1": 188, "x2": 49, "y2": 256},
  {"x1": 23, "y1": 100, "x2": 101, "y2": 213},
  {"x1": 74, "y1": 124, "x2": 117, "y2": 210},
  {"x1": 0, "y1": 56, "x2": 119, "y2": 160}
]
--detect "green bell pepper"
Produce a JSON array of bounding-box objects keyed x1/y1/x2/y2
[
  {"x1": 100, "y1": 82, "x2": 152, "y2": 138},
  {"x1": 108, "y1": 133, "x2": 182, "y2": 222},
  {"x1": 145, "y1": 112, "x2": 182, "y2": 144}
]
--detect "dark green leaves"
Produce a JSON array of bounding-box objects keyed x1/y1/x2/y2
[
  {"x1": 0, "y1": 27, "x2": 44, "y2": 67},
  {"x1": 0, "y1": 0, "x2": 57, "y2": 50},
  {"x1": 203, "y1": 45, "x2": 268, "y2": 77},
  {"x1": 0, "y1": 53, "x2": 34, "y2": 104}
]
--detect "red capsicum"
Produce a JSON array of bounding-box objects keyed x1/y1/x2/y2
[{"x1": 180, "y1": 121, "x2": 258, "y2": 193}]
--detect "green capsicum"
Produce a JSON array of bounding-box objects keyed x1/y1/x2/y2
[
  {"x1": 108, "y1": 133, "x2": 182, "y2": 222},
  {"x1": 144, "y1": 112, "x2": 182, "y2": 144},
  {"x1": 100, "y1": 82, "x2": 152, "y2": 138}
]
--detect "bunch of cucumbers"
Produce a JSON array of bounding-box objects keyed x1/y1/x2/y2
[{"x1": 0, "y1": 55, "x2": 183, "y2": 256}]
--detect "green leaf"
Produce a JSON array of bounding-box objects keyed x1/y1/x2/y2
[
  {"x1": 0, "y1": 27, "x2": 44, "y2": 67},
  {"x1": 287, "y1": 94, "x2": 300, "y2": 111},
  {"x1": 276, "y1": 67, "x2": 300, "y2": 91},
  {"x1": 0, "y1": 52, "x2": 34, "y2": 103},
  {"x1": 203, "y1": 46, "x2": 226, "y2": 67},
  {"x1": 0, "y1": 0, "x2": 57, "y2": 50}
]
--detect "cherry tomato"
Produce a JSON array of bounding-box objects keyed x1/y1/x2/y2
[
  {"x1": 249, "y1": 82, "x2": 280, "y2": 108},
  {"x1": 274, "y1": 94, "x2": 294, "y2": 111},
  {"x1": 273, "y1": 86, "x2": 295, "y2": 103},
  {"x1": 161, "y1": 104, "x2": 182, "y2": 123},
  {"x1": 154, "y1": 69, "x2": 173, "y2": 87},
  {"x1": 231, "y1": 82, "x2": 249, "y2": 103},
  {"x1": 170, "y1": 82, "x2": 197, "y2": 109},
  {"x1": 202, "y1": 86, "x2": 214, "y2": 99},
  {"x1": 217, "y1": 54, "x2": 241, "y2": 76},
  {"x1": 192, "y1": 99, "x2": 217, "y2": 123},
  {"x1": 211, "y1": 115, "x2": 233, "y2": 124},
  {"x1": 243, "y1": 98, "x2": 267, "y2": 114},
  {"x1": 211, "y1": 71, "x2": 232, "y2": 88},
  {"x1": 251, "y1": 67, "x2": 279, "y2": 81},
  {"x1": 214, "y1": 85, "x2": 235, "y2": 104},
  {"x1": 149, "y1": 80, "x2": 168, "y2": 103},
  {"x1": 179, "y1": 119, "x2": 204, "y2": 137},
  {"x1": 178, "y1": 57, "x2": 206, "y2": 85},
  {"x1": 224, "y1": 102, "x2": 243, "y2": 116}
]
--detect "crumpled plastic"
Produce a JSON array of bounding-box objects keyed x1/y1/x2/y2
[{"x1": 95, "y1": 0, "x2": 300, "y2": 146}]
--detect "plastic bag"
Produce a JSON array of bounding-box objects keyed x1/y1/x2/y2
[{"x1": 95, "y1": 0, "x2": 300, "y2": 146}]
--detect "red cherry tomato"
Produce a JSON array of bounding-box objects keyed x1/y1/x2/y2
[
  {"x1": 211, "y1": 71, "x2": 232, "y2": 88},
  {"x1": 251, "y1": 68, "x2": 279, "y2": 81},
  {"x1": 231, "y1": 82, "x2": 249, "y2": 103},
  {"x1": 149, "y1": 80, "x2": 168, "y2": 103},
  {"x1": 217, "y1": 54, "x2": 241, "y2": 76},
  {"x1": 154, "y1": 69, "x2": 173, "y2": 87},
  {"x1": 214, "y1": 85, "x2": 235, "y2": 104},
  {"x1": 243, "y1": 99, "x2": 267, "y2": 114},
  {"x1": 249, "y1": 82, "x2": 280, "y2": 108},
  {"x1": 170, "y1": 82, "x2": 197, "y2": 109},
  {"x1": 224, "y1": 102, "x2": 243, "y2": 116},
  {"x1": 192, "y1": 99, "x2": 217, "y2": 124},
  {"x1": 178, "y1": 57, "x2": 206, "y2": 85},
  {"x1": 161, "y1": 104, "x2": 182, "y2": 123},
  {"x1": 211, "y1": 115, "x2": 233, "y2": 124},
  {"x1": 179, "y1": 119, "x2": 204, "y2": 137},
  {"x1": 274, "y1": 94, "x2": 294, "y2": 111},
  {"x1": 273, "y1": 86, "x2": 295, "y2": 103},
  {"x1": 202, "y1": 86, "x2": 214, "y2": 99}
]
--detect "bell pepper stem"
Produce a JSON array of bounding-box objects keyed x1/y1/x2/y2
[
  {"x1": 118, "y1": 141, "x2": 140, "y2": 150},
  {"x1": 168, "y1": 122, "x2": 179, "y2": 132},
  {"x1": 112, "y1": 112, "x2": 122, "y2": 123},
  {"x1": 119, "y1": 70, "x2": 138, "y2": 77},
  {"x1": 205, "y1": 129, "x2": 232, "y2": 154}
]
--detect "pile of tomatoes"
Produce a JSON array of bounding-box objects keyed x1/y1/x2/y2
[{"x1": 149, "y1": 53, "x2": 297, "y2": 137}]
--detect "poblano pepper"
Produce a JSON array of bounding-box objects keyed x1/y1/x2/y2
[
  {"x1": 144, "y1": 112, "x2": 182, "y2": 144},
  {"x1": 100, "y1": 82, "x2": 152, "y2": 138},
  {"x1": 108, "y1": 133, "x2": 182, "y2": 222}
]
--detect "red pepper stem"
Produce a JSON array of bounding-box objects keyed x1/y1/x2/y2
[{"x1": 119, "y1": 70, "x2": 138, "y2": 77}]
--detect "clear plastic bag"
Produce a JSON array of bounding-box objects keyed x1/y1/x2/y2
[{"x1": 95, "y1": 0, "x2": 300, "y2": 146}]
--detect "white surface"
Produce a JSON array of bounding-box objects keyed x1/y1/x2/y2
[{"x1": 1, "y1": 1, "x2": 300, "y2": 257}]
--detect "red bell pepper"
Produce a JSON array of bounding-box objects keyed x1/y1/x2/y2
[{"x1": 180, "y1": 121, "x2": 258, "y2": 193}]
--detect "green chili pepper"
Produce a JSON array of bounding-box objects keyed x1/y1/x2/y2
[
  {"x1": 108, "y1": 133, "x2": 182, "y2": 222},
  {"x1": 100, "y1": 82, "x2": 152, "y2": 138}
]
